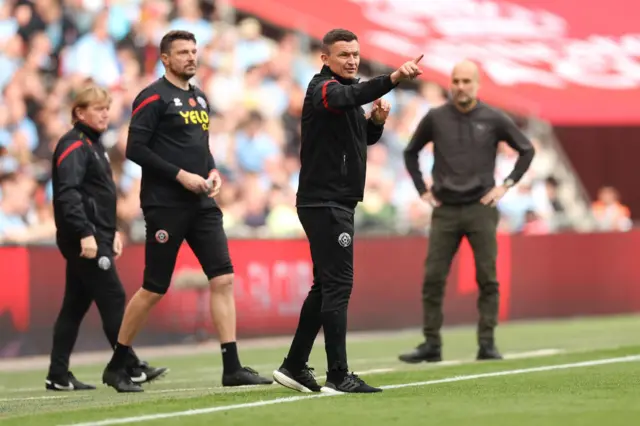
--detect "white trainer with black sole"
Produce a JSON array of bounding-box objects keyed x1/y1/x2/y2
[{"x1": 45, "y1": 371, "x2": 96, "y2": 391}]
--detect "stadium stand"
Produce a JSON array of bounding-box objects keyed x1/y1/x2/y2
[{"x1": 0, "y1": 0, "x2": 629, "y2": 245}]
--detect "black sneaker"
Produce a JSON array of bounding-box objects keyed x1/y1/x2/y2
[
  {"x1": 102, "y1": 367, "x2": 144, "y2": 393},
  {"x1": 222, "y1": 366, "x2": 273, "y2": 387},
  {"x1": 398, "y1": 342, "x2": 442, "y2": 363},
  {"x1": 45, "y1": 371, "x2": 96, "y2": 391},
  {"x1": 477, "y1": 344, "x2": 503, "y2": 361},
  {"x1": 127, "y1": 360, "x2": 169, "y2": 384},
  {"x1": 322, "y1": 372, "x2": 382, "y2": 394},
  {"x1": 273, "y1": 362, "x2": 322, "y2": 393}
]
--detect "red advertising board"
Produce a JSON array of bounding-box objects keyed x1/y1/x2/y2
[
  {"x1": 0, "y1": 247, "x2": 29, "y2": 333},
  {"x1": 2, "y1": 232, "x2": 640, "y2": 358},
  {"x1": 228, "y1": 0, "x2": 640, "y2": 125}
]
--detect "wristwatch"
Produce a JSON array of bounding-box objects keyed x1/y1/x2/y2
[{"x1": 503, "y1": 178, "x2": 515, "y2": 189}]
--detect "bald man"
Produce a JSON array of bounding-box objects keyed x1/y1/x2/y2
[{"x1": 399, "y1": 60, "x2": 535, "y2": 363}]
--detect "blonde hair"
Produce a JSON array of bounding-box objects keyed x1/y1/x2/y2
[{"x1": 71, "y1": 85, "x2": 112, "y2": 124}]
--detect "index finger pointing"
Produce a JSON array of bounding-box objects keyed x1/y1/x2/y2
[{"x1": 413, "y1": 54, "x2": 424, "y2": 64}]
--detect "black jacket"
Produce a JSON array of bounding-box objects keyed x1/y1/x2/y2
[
  {"x1": 126, "y1": 77, "x2": 216, "y2": 209},
  {"x1": 296, "y1": 66, "x2": 397, "y2": 207},
  {"x1": 52, "y1": 122, "x2": 117, "y2": 255},
  {"x1": 404, "y1": 101, "x2": 535, "y2": 205}
]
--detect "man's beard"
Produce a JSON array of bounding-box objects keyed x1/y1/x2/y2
[
  {"x1": 456, "y1": 96, "x2": 473, "y2": 108},
  {"x1": 173, "y1": 66, "x2": 196, "y2": 81}
]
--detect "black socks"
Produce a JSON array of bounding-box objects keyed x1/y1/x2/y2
[
  {"x1": 109, "y1": 342, "x2": 242, "y2": 374},
  {"x1": 108, "y1": 343, "x2": 131, "y2": 370},
  {"x1": 221, "y1": 342, "x2": 242, "y2": 374}
]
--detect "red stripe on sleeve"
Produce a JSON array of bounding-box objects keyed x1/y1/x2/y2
[
  {"x1": 321, "y1": 80, "x2": 341, "y2": 113},
  {"x1": 132, "y1": 94, "x2": 161, "y2": 117},
  {"x1": 56, "y1": 140, "x2": 84, "y2": 167}
]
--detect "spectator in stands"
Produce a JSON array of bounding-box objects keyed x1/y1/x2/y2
[
  {"x1": 521, "y1": 209, "x2": 550, "y2": 235},
  {"x1": 0, "y1": 171, "x2": 27, "y2": 240},
  {"x1": 591, "y1": 186, "x2": 632, "y2": 232},
  {"x1": 235, "y1": 18, "x2": 273, "y2": 71},
  {"x1": 544, "y1": 177, "x2": 564, "y2": 213},
  {"x1": 168, "y1": 0, "x2": 214, "y2": 47},
  {"x1": 0, "y1": 169, "x2": 55, "y2": 244},
  {"x1": 357, "y1": 144, "x2": 397, "y2": 233},
  {"x1": 265, "y1": 184, "x2": 304, "y2": 237},
  {"x1": 62, "y1": 9, "x2": 120, "y2": 88},
  {"x1": 538, "y1": 176, "x2": 568, "y2": 232},
  {"x1": 234, "y1": 110, "x2": 279, "y2": 174},
  {"x1": 497, "y1": 181, "x2": 537, "y2": 232}
]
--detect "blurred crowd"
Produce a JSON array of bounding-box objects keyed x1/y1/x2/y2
[{"x1": 0, "y1": 0, "x2": 632, "y2": 245}]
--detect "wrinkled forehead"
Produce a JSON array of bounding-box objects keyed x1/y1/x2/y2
[{"x1": 329, "y1": 40, "x2": 360, "y2": 55}]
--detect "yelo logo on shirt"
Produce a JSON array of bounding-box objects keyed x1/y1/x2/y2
[{"x1": 179, "y1": 110, "x2": 209, "y2": 130}]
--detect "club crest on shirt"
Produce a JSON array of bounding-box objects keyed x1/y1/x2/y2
[{"x1": 197, "y1": 96, "x2": 207, "y2": 109}]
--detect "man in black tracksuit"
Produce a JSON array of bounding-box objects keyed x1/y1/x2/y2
[
  {"x1": 48, "y1": 85, "x2": 166, "y2": 392},
  {"x1": 398, "y1": 60, "x2": 535, "y2": 364},
  {"x1": 272, "y1": 29, "x2": 423, "y2": 394}
]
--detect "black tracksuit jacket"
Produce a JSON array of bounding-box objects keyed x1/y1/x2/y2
[
  {"x1": 52, "y1": 122, "x2": 117, "y2": 256},
  {"x1": 296, "y1": 65, "x2": 397, "y2": 208}
]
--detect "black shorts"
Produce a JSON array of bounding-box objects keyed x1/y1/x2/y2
[{"x1": 142, "y1": 206, "x2": 234, "y2": 294}]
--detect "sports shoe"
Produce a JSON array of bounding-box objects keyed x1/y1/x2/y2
[
  {"x1": 322, "y1": 372, "x2": 382, "y2": 394},
  {"x1": 222, "y1": 366, "x2": 273, "y2": 387},
  {"x1": 102, "y1": 367, "x2": 144, "y2": 393},
  {"x1": 127, "y1": 360, "x2": 169, "y2": 384},
  {"x1": 273, "y1": 362, "x2": 322, "y2": 393},
  {"x1": 45, "y1": 371, "x2": 96, "y2": 391},
  {"x1": 398, "y1": 342, "x2": 442, "y2": 363}
]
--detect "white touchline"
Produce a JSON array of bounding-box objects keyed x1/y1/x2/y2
[
  {"x1": 61, "y1": 354, "x2": 640, "y2": 426},
  {"x1": 166, "y1": 350, "x2": 561, "y2": 382},
  {"x1": 0, "y1": 395, "x2": 72, "y2": 402},
  {"x1": 379, "y1": 355, "x2": 640, "y2": 390}
]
